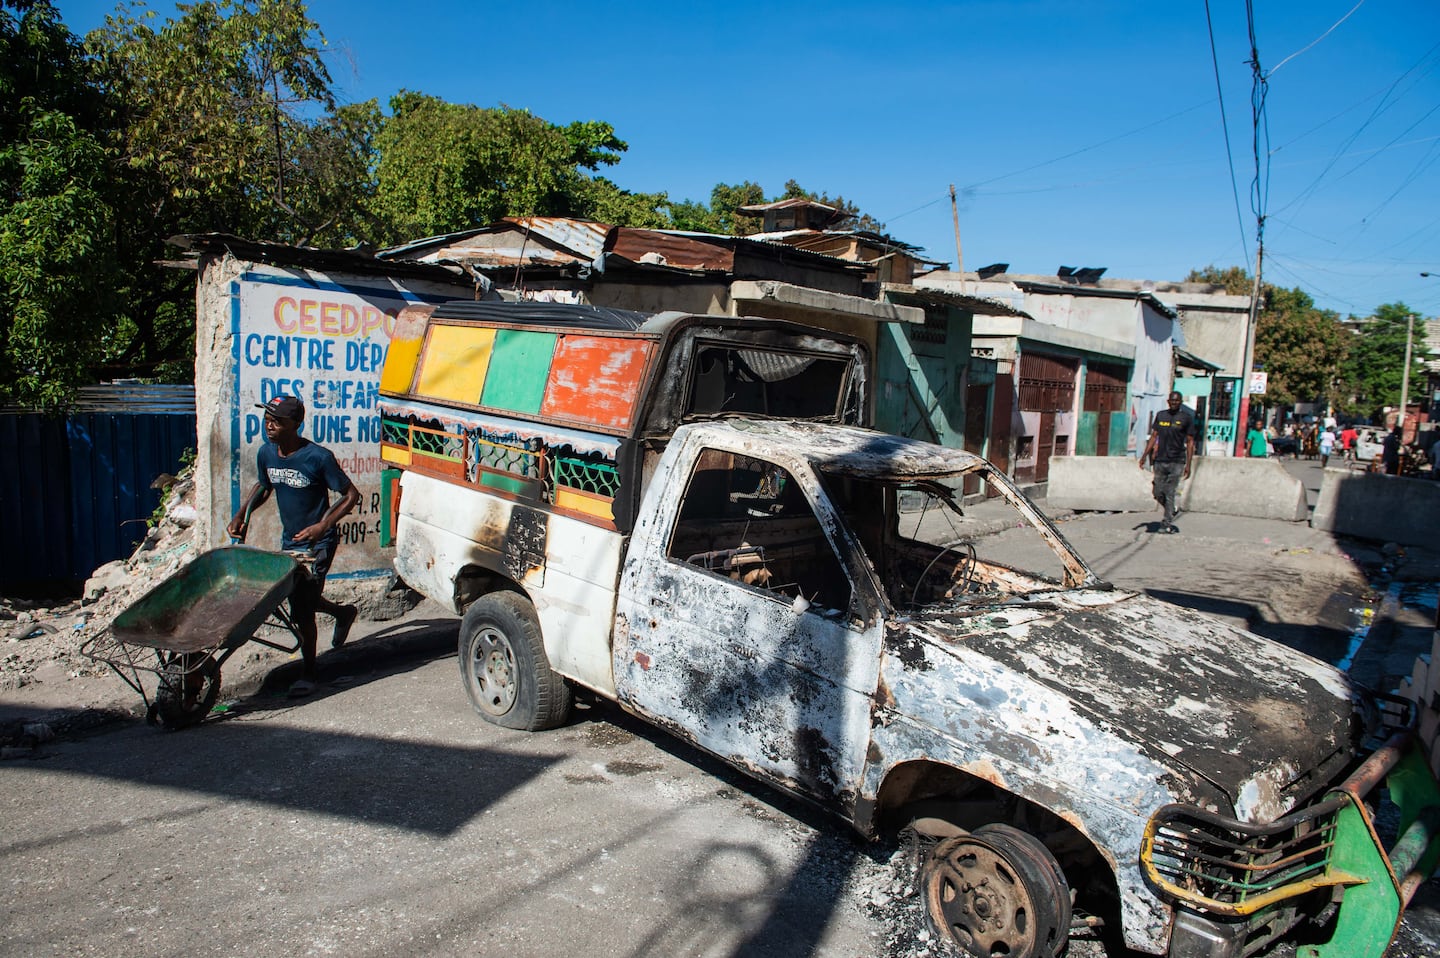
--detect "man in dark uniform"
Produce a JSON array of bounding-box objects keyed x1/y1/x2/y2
[
  {"x1": 1138, "y1": 391, "x2": 1195, "y2": 534},
  {"x1": 226, "y1": 395, "x2": 361, "y2": 696}
]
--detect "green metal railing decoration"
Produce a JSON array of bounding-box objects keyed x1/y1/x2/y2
[
  {"x1": 410, "y1": 425, "x2": 464, "y2": 461},
  {"x1": 475, "y1": 435, "x2": 542, "y2": 479},
  {"x1": 553, "y1": 456, "x2": 620, "y2": 498},
  {"x1": 380, "y1": 417, "x2": 409, "y2": 446}
]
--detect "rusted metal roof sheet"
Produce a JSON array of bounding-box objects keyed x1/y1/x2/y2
[
  {"x1": 608, "y1": 229, "x2": 735, "y2": 272},
  {"x1": 507, "y1": 217, "x2": 611, "y2": 262}
]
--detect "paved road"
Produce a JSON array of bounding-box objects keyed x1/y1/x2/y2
[{"x1": 5, "y1": 460, "x2": 1440, "y2": 958}]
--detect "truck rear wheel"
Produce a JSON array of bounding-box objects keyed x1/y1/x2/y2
[
  {"x1": 921, "y1": 823, "x2": 1071, "y2": 958},
  {"x1": 459, "y1": 592, "x2": 572, "y2": 731}
]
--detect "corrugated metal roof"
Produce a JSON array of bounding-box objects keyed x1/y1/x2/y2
[
  {"x1": 881, "y1": 283, "x2": 1031, "y2": 319},
  {"x1": 608, "y1": 229, "x2": 734, "y2": 272},
  {"x1": 173, "y1": 233, "x2": 474, "y2": 287},
  {"x1": 508, "y1": 217, "x2": 611, "y2": 261},
  {"x1": 737, "y1": 197, "x2": 839, "y2": 214}
]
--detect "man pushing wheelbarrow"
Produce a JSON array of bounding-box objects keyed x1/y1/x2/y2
[{"x1": 228, "y1": 395, "x2": 360, "y2": 697}]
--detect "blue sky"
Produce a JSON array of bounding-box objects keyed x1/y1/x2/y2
[{"x1": 58, "y1": 1, "x2": 1440, "y2": 318}]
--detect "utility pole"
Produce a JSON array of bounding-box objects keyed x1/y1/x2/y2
[
  {"x1": 1398, "y1": 312, "x2": 1415, "y2": 431},
  {"x1": 950, "y1": 184, "x2": 964, "y2": 294},
  {"x1": 1234, "y1": 237, "x2": 1264, "y2": 456}
]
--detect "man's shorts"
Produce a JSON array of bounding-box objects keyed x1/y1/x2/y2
[{"x1": 282, "y1": 536, "x2": 338, "y2": 594}]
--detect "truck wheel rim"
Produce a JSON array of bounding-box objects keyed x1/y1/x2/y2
[
  {"x1": 471, "y1": 626, "x2": 518, "y2": 716},
  {"x1": 924, "y1": 835, "x2": 1048, "y2": 958}
]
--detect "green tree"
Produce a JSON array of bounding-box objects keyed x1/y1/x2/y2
[
  {"x1": 82, "y1": 0, "x2": 369, "y2": 387},
  {"x1": 1185, "y1": 264, "x2": 1253, "y2": 296},
  {"x1": 1253, "y1": 285, "x2": 1348, "y2": 408},
  {"x1": 370, "y1": 92, "x2": 652, "y2": 242},
  {"x1": 1185, "y1": 266, "x2": 1348, "y2": 408},
  {"x1": 1339, "y1": 302, "x2": 1427, "y2": 419},
  {"x1": 0, "y1": 0, "x2": 120, "y2": 408}
]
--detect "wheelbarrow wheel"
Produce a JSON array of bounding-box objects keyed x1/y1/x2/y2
[{"x1": 153, "y1": 656, "x2": 222, "y2": 730}]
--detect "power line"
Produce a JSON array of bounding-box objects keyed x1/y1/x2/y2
[
  {"x1": 1205, "y1": 0, "x2": 1251, "y2": 268},
  {"x1": 1267, "y1": 0, "x2": 1368, "y2": 76},
  {"x1": 1271, "y1": 40, "x2": 1440, "y2": 219}
]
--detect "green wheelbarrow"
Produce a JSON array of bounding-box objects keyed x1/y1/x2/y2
[{"x1": 82, "y1": 547, "x2": 308, "y2": 729}]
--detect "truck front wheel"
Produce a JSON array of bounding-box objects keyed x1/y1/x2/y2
[
  {"x1": 458, "y1": 593, "x2": 572, "y2": 731},
  {"x1": 921, "y1": 823, "x2": 1071, "y2": 958}
]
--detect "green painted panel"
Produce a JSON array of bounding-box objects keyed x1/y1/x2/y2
[
  {"x1": 1075, "y1": 412, "x2": 1099, "y2": 456},
  {"x1": 1109, "y1": 411, "x2": 1130, "y2": 456},
  {"x1": 480, "y1": 329, "x2": 556, "y2": 414}
]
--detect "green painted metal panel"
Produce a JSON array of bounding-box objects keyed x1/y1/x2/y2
[
  {"x1": 480, "y1": 329, "x2": 556, "y2": 414},
  {"x1": 1109, "y1": 411, "x2": 1129, "y2": 456},
  {"x1": 1075, "y1": 412, "x2": 1099, "y2": 456},
  {"x1": 874, "y1": 306, "x2": 971, "y2": 452}
]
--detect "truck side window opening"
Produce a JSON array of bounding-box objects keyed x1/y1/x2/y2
[
  {"x1": 667, "y1": 449, "x2": 852, "y2": 615},
  {"x1": 686, "y1": 345, "x2": 849, "y2": 420}
]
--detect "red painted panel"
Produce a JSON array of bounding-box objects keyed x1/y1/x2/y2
[{"x1": 541, "y1": 336, "x2": 654, "y2": 430}]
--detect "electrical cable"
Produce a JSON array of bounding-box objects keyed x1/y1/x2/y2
[
  {"x1": 1268, "y1": 0, "x2": 1367, "y2": 76},
  {"x1": 1205, "y1": 0, "x2": 1251, "y2": 268}
]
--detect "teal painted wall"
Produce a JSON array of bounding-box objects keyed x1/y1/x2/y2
[{"x1": 874, "y1": 306, "x2": 972, "y2": 449}]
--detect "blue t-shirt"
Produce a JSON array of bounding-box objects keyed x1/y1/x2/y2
[{"x1": 256, "y1": 440, "x2": 349, "y2": 550}]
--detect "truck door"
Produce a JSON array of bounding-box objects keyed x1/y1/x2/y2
[{"x1": 614, "y1": 445, "x2": 881, "y2": 811}]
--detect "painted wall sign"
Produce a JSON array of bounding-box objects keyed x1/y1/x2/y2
[{"x1": 230, "y1": 271, "x2": 464, "y2": 579}]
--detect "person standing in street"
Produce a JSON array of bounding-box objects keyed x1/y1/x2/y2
[
  {"x1": 226, "y1": 395, "x2": 361, "y2": 696},
  {"x1": 1319, "y1": 425, "x2": 1336, "y2": 467},
  {"x1": 1340, "y1": 424, "x2": 1358, "y2": 464},
  {"x1": 1246, "y1": 422, "x2": 1268, "y2": 458},
  {"x1": 1383, "y1": 428, "x2": 1402, "y2": 476},
  {"x1": 1139, "y1": 391, "x2": 1195, "y2": 534}
]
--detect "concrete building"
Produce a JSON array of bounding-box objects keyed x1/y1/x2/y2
[{"x1": 916, "y1": 270, "x2": 1182, "y2": 483}]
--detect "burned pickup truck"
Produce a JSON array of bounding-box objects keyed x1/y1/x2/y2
[{"x1": 375, "y1": 302, "x2": 1440, "y2": 958}]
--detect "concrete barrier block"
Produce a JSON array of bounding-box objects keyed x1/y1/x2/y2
[
  {"x1": 1311, "y1": 470, "x2": 1440, "y2": 547},
  {"x1": 1046, "y1": 456, "x2": 1157, "y2": 512},
  {"x1": 1047, "y1": 455, "x2": 1308, "y2": 520},
  {"x1": 1413, "y1": 656, "x2": 1430, "y2": 701},
  {"x1": 1179, "y1": 458, "x2": 1309, "y2": 521}
]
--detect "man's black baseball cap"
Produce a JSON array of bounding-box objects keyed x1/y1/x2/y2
[{"x1": 257, "y1": 395, "x2": 304, "y2": 421}]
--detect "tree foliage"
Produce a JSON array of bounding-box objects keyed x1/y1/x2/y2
[
  {"x1": 1185, "y1": 264, "x2": 1252, "y2": 296},
  {"x1": 1339, "y1": 302, "x2": 1427, "y2": 419},
  {"x1": 369, "y1": 93, "x2": 645, "y2": 242},
  {"x1": 1253, "y1": 285, "x2": 1348, "y2": 408},
  {"x1": 0, "y1": 0, "x2": 118, "y2": 408},
  {"x1": 1185, "y1": 265, "x2": 1350, "y2": 407}
]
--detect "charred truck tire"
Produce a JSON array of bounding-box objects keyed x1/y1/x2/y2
[
  {"x1": 459, "y1": 592, "x2": 572, "y2": 731},
  {"x1": 921, "y1": 822, "x2": 1072, "y2": 958}
]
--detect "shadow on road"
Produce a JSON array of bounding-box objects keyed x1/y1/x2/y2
[{"x1": 1, "y1": 716, "x2": 556, "y2": 838}]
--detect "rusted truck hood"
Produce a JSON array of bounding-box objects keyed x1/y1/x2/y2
[{"x1": 906, "y1": 589, "x2": 1361, "y2": 822}]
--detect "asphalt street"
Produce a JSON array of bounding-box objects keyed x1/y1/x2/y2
[{"x1": 3, "y1": 455, "x2": 1439, "y2": 958}]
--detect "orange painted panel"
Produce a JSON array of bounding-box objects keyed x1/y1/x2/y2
[
  {"x1": 541, "y1": 336, "x2": 653, "y2": 430},
  {"x1": 415, "y1": 324, "x2": 496, "y2": 404}
]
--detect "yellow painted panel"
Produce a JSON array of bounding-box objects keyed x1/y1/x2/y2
[
  {"x1": 380, "y1": 444, "x2": 412, "y2": 466},
  {"x1": 379, "y1": 330, "x2": 425, "y2": 394},
  {"x1": 554, "y1": 487, "x2": 614, "y2": 521},
  {"x1": 415, "y1": 324, "x2": 496, "y2": 404}
]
